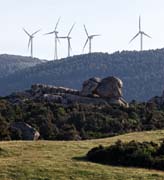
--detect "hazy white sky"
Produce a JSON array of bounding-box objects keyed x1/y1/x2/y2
[{"x1": 1, "y1": 0, "x2": 164, "y2": 60}]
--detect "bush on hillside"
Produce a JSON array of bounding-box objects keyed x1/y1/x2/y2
[{"x1": 87, "y1": 140, "x2": 164, "y2": 170}]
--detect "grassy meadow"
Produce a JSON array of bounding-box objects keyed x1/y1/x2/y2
[{"x1": 1, "y1": 130, "x2": 164, "y2": 179}]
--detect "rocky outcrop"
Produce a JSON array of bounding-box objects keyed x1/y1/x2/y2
[
  {"x1": 95, "y1": 76, "x2": 123, "y2": 98},
  {"x1": 10, "y1": 122, "x2": 40, "y2": 140},
  {"x1": 7, "y1": 76, "x2": 128, "y2": 107},
  {"x1": 31, "y1": 84, "x2": 79, "y2": 96},
  {"x1": 80, "y1": 76, "x2": 127, "y2": 106},
  {"x1": 41, "y1": 93, "x2": 127, "y2": 106},
  {"x1": 81, "y1": 77, "x2": 101, "y2": 97},
  {"x1": 81, "y1": 76, "x2": 123, "y2": 99}
]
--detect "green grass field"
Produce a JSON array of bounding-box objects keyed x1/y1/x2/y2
[{"x1": 1, "y1": 130, "x2": 164, "y2": 180}]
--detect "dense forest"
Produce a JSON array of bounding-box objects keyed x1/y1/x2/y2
[
  {"x1": 1, "y1": 95, "x2": 164, "y2": 141},
  {"x1": 0, "y1": 49, "x2": 164, "y2": 101}
]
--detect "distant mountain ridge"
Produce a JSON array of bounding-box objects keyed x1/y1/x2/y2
[
  {"x1": 0, "y1": 54, "x2": 45, "y2": 77},
  {"x1": 0, "y1": 49, "x2": 164, "y2": 101}
]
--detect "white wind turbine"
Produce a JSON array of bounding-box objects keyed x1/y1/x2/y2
[
  {"x1": 23, "y1": 28, "x2": 40, "y2": 58},
  {"x1": 129, "y1": 16, "x2": 151, "y2": 51},
  {"x1": 83, "y1": 25, "x2": 100, "y2": 53},
  {"x1": 45, "y1": 17, "x2": 61, "y2": 60},
  {"x1": 58, "y1": 23, "x2": 75, "y2": 57}
]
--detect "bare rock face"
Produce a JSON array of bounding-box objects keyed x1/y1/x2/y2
[
  {"x1": 10, "y1": 122, "x2": 40, "y2": 140},
  {"x1": 81, "y1": 77, "x2": 101, "y2": 97},
  {"x1": 95, "y1": 76, "x2": 123, "y2": 98}
]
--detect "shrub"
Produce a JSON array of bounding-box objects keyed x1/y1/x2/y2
[{"x1": 87, "y1": 140, "x2": 164, "y2": 170}]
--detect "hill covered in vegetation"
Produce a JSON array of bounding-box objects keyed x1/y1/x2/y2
[
  {"x1": 0, "y1": 49, "x2": 164, "y2": 101},
  {"x1": 0, "y1": 54, "x2": 44, "y2": 77}
]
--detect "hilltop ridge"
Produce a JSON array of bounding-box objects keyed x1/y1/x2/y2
[
  {"x1": 0, "y1": 54, "x2": 45, "y2": 77},
  {"x1": 0, "y1": 49, "x2": 164, "y2": 101}
]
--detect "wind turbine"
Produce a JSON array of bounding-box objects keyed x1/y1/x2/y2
[
  {"x1": 83, "y1": 25, "x2": 100, "y2": 53},
  {"x1": 23, "y1": 28, "x2": 40, "y2": 58},
  {"x1": 58, "y1": 23, "x2": 75, "y2": 57},
  {"x1": 129, "y1": 16, "x2": 151, "y2": 51},
  {"x1": 45, "y1": 17, "x2": 61, "y2": 60}
]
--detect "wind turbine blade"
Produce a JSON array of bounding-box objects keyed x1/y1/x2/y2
[
  {"x1": 92, "y1": 34, "x2": 101, "y2": 37},
  {"x1": 129, "y1": 32, "x2": 140, "y2": 43},
  {"x1": 68, "y1": 40, "x2": 72, "y2": 51},
  {"x1": 84, "y1": 25, "x2": 89, "y2": 37},
  {"x1": 68, "y1": 23, "x2": 75, "y2": 36},
  {"x1": 83, "y1": 38, "x2": 89, "y2": 51},
  {"x1": 55, "y1": 17, "x2": 61, "y2": 30},
  {"x1": 23, "y1": 28, "x2": 30, "y2": 36},
  {"x1": 44, "y1": 31, "x2": 55, "y2": 35},
  {"x1": 58, "y1": 36, "x2": 67, "y2": 38},
  {"x1": 139, "y1": 16, "x2": 141, "y2": 31},
  {"x1": 28, "y1": 38, "x2": 31, "y2": 49},
  {"x1": 143, "y1": 32, "x2": 151, "y2": 38},
  {"x1": 32, "y1": 29, "x2": 41, "y2": 36}
]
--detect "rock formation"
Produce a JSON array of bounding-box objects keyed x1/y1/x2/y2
[
  {"x1": 95, "y1": 76, "x2": 123, "y2": 98},
  {"x1": 10, "y1": 122, "x2": 40, "y2": 140},
  {"x1": 81, "y1": 77, "x2": 101, "y2": 97},
  {"x1": 31, "y1": 84, "x2": 79, "y2": 96},
  {"x1": 8, "y1": 76, "x2": 128, "y2": 107},
  {"x1": 80, "y1": 76, "x2": 127, "y2": 106}
]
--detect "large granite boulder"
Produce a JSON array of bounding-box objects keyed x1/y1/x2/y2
[
  {"x1": 95, "y1": 76, "x2": 123, "y2": 98},
  {"x1": 81, "y1": 77, "x2": 101, "y2": 97},
  {"x1": 10, "y1": 122, "x2": 40, "y2": 140}
]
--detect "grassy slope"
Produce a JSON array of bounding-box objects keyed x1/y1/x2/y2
[{"x1": 1, "y1": 130, "x2": 164, "y2": 180}]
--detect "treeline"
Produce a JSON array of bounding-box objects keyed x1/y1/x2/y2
[{"x1": 1, "y1": 97, "x2": 164, "y2": 140}]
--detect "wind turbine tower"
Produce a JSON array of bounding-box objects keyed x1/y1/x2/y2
[
  {"x1": 129, "y1": 16, "x2": 151, "y2": 51},
  {"x1": 23, "y1": 28, "x2": 40, "y2": 58},
  {"x1": 58, "y1": 23, "x2": 75, "y2": 57},
  {"x1": 83, "y1": 25, "x2": 100, "y2": 53},
  {"x1": 45, "y1": 17, "x2": 61, "y2": 60}
]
